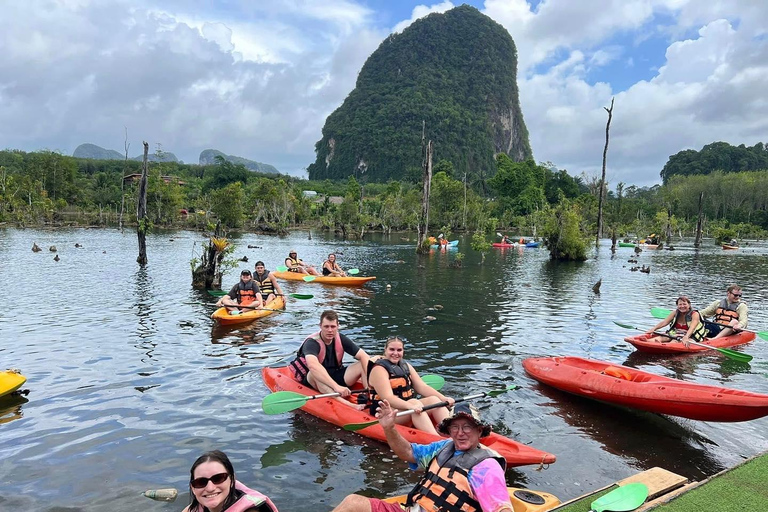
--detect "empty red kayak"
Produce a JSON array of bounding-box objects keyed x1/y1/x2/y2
[
  {"x1": 262, "y1": 366, "x2": 556, "y2": 467},
  {"x1": 624, "y1": 331, "x2": 755, "y2": 354},
  {"x1": 523, "y1": 356, "x2": 768, "y2": 422},
  {"x1": 492, "y1": 242, "x2": 518, "y2": 248}
]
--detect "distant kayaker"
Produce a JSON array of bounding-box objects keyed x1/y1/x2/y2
[
  {"x1": 289, "y1": 310, "x2": 370, "y2": 409},
  {"x1": 437, "y1": 234, "x2": 448, "y2": 247},
  {"x1": 285, "y1": 249, "x2": 320, "y2": 275},
  {"x1": 214, "y1": 270, "x2": 263, "y2": 316},
  {"x1": 183, "y1": 450, "x2": 279, "y2": 512},
  {"x1": 367, "y1": 337, "x2": 454, "y2": 435},
  {"x1": 332, "y1": 401, "x2": 513, "y2": 512},
  {"x1": 322, "y1": 253, "x2": 347, "y2": 277},
  {"x1": 645, "y1": 295, "x2": 707, "y2": 348},
  {"x1": 253, "y1": 261, "x2": 284, "y2": 304},
  {"x1": 500, "y1": 235, "x2": 512, "y2": 245},
  {"x1": 699, "y1": 285, "x2": 748, "y2": 339}
]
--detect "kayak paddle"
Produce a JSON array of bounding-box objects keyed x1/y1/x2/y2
[
  {"x1": 303, "y1": 275, "x2": 317, "y2": 282},
  {"x1": 347, "y1": 269, "x2": 360, "y2": 275},
  {"x1": 651, "y1": 308, "x2": 767, "y2": 340},
  {"x1": 276, "y1": 265, "x2": 289, "y2": 271},
  {"x1": 207, "y1": 289, "x2": 226, "y2": 297},
  {"x1": 614, "y1": 321, "x2": 753, "y2": 362},
  {"x1": 590, "y1": 482, "x2": 648, "y2": 512},
  {"x1": 218, "y1": 303, "x2": 286, "y2": 313},
  {"x1": 208, "y1": 290, "x2": 312, "y2": 300},
  {"x1": 261, "y1": 374, "x2": 446, "y2": 415},
  {"x1": 342, "y1": 385, "x2": 518, "y2": 432}
]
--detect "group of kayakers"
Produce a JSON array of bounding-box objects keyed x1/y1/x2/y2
[
  {"x1": 192, "y1": 303, "x2": 509, "y2": 512},
  {"x1": 645, "y1": 285, "x2": 748, "y2": 347},
  {"x1": 215, "y1": 251, "x2": 348, "y2": 315}
]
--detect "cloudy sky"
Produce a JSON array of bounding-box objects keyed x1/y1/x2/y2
[{"x1": 2, "y1": 1, "x2": 767, "y2": 186}]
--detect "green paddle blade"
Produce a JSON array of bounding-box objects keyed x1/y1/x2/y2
[
  {"x1": 347, "y1": 268, "x2": 360, "y2": 275},
  {"x1": 420, "y1": 374, "x2": 445, "y2": 390},
  {"x1": 276, "y1": 265, "x2": 289, "y2": 272},
  {"x1": 591, "y1": 483, "x2": 648, "y2": 512},
  {"x1": 262, "y1": 391, "x2": 310, "y2": 415},
  {"x1": 486, "y1": 384, "x2": 519, "y2": 397},
  {"x1": 207, "y1": 290, "x2": 226, "y2": 297},
  {"x1": 614, "y1": 321, "x2": 640, "y2": 331},
  {"x1": 650, "y1": 307, "x2": 672, "y2": 319},
  {"x1": 288, "y1": 293, "x2": 313, "y2": 300},
  {"x1": 303, "y1": 275, "x2": 317, "y2": 282}
]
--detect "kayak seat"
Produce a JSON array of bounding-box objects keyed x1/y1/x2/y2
[{"x1": 602, "y1": 366, "x2": 634, "y2": 381}]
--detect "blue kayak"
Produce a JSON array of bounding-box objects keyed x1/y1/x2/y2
[
  {"x1": 431, "y1": 240, "x2": 459, "y2": 249},
  {"x1": 525, "y1": 242, "x2": 540, "y2": 248}
]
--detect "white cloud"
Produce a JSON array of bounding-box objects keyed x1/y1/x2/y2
[{"x1": 392, "y1": 1, "x2": 455, "y2": 33}]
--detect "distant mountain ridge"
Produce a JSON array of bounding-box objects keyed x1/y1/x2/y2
[
  {"x1": 199, "y1": 149, "x2": 279, "y2": 174},
  {"x1": 72, "y1": 144, "x2": 279, "y2": 173},
  {"x1": 73, "y1": 143, "x2": 178, "y2": 163}
]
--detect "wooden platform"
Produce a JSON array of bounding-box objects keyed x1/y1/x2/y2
[{"x1": 548, "y1": 467, "x2": 688, "y2": 511}]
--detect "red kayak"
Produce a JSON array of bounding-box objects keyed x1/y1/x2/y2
[
  {"x1": 262, "y1": 366, "x2": 556, "y2": 467},
  {"x1": 624, "y1": 331, "x2": 755, "y2": 354},
  {"x1": 523, "y1": 356, "x2": 768, "y2": 422},
  {"x1": 492, "y1": 242, "x2": 518, "y2": 248}
]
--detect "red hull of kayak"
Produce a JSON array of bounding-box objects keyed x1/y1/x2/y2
[
  {"x1": 492, "y1": 242, "x2": 518, "y2": 248},
  {"x1": 262, "y1": 366, "x2": 556, "y2": 467},
  {"x1": 624, "y1": 331, "x2": 755, "y2": 354},
  {"x1": 523, "y1": 356, "x2": 768, "y2": 422}
]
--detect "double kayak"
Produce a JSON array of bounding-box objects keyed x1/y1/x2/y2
[
  {"x1": 384, "y1": 488, "x2": 559, "y2": 510},
  {"x1": 272, "y1": 271, "x2": 376, "y2": 286},
  {"x1": 1, "y1": 369, "x2": 26, "y2": 399},
  {"x1": 431, "y1": 239, "x2": 459, "y2": 249},
  {"x1": 262, "y1": 366, "x2": 556, "y2": 467},
  {"x1": 211, "y1": 296, "x2": 285, "y2": 326},
  {"x1": 523, "y1": 356, "x2": 768, "y2": 422},
  {"x1": 624, "y1": 331, "x2": 755, "y2": 354}
]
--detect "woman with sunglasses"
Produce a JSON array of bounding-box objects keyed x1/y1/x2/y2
[
  {"x1": 645, "y1": 295, "x2": 707, "y2": 348},
  {"x1": 183, "y1": 450, "x2": 279, "y2": 512},
  {"x1": 366, "y1": 337, "x2": 454, "y2": 435}
]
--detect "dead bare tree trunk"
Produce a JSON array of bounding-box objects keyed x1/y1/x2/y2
[
  {"x1": 694, "y1": 191, "x2": 704, "y2": 248},
  {"x1": 119, "y1": 127, "x2": 129, "y2": 231},
  {"x1": 416, "y1": 121, "x2": 433, "y2": 254},
  {"x1": 596, "y1": 97, "x2": 614, "y2": 248},
  {"x1": 136, "y1": 142, "x2": 149, "y2": 265},
  {"x1": 665, "y1": 206, "x2": 673, "y2": 244}
]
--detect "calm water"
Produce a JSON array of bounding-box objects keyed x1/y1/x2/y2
[{"x1": 1, "y1": 228, "x2": 767, "y2": 511}]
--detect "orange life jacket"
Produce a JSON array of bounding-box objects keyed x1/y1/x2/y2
[
  {"x1": 290, "y1": 331, "x2": 345, "y2": 382},
  {"x1": 713, "y1": 299, "x2": 740, "y2": 326},
  {"x1": 405, "y1": 442, "x2": 506, "y2": 512},
  {"x1": 235, "y1": 281, "x2": 259, "y2": 305},
  {"x1": 367, "y1": 359, "x2": 414, "y2": 415}
]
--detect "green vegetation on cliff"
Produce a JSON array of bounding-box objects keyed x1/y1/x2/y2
[{"x1": 308, "y1": 5, "x2": 531, "y2": 183}]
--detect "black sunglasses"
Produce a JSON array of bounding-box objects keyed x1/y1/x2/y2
[
  {"x1": 191, "y1": 472, "x2": 229, "y2": 489},
  {"x1": 732, "y1": 293, "x2": 742, "y2": 297}
]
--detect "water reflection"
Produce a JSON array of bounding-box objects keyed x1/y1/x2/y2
[{"x1": 0, "y1": 394, "x2": 28, "y2": 425}]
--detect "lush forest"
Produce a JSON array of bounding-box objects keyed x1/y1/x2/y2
[
  {"x1": 661, "y1": 141, "x2": 768, "y2": 182},
  {"x1": 3, "y1": 140, "x2": 767, "y2": 257},
  {"x1": 307, "y1": 5, "x2": 531, "y2": 184}
]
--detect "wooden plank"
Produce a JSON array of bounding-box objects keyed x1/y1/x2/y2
[{"x1": 617, "y1": 467, "x2": 688, "y2": 501}]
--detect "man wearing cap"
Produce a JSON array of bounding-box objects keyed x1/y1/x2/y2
[
  {"x1": 285, "y1": 249, "x2": 320, "y2": 275},
  {"x1": 332, "y1": 400, "x2": 513, "y2": 512},
  {"x1": 213, "y1": 269, "x2": 263, "y2": 316}
]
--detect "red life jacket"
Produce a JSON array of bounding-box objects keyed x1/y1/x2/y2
[
  {"x1": 236, "y1": 281, "x2": 259, "y2": 306},
  {"x1": 290, "y1": 331, "x2": 344, "y2": 382}
]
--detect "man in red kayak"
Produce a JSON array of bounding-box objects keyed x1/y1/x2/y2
[
  {"x1": 289, "y1": 310, "x2": 370, "y2": 409},
  {"x1": 699, "y1": 285, "x2": 748, "y2": 339},
  {"x1": 213, "y1": 270, "x2": 263, "y2": 316},
  {"x1": 332, "y1": 400, "x2": 513, "y2": 512}
]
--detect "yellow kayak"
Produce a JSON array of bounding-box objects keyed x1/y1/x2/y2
[
  {"x1": 211, "y1": 296, "x2": 285, "y2": 326},
  {"x1": 272, "y1": 271, "x2": 376, "y2": 286},
  {"x1": 383, "y1": 487, "x2": 559, "y2": 510},
  {"x1": 1, "y1": 369, "x2": 26, "y2": 399}
]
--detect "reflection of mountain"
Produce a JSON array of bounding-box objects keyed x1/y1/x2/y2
[
  {"x1": 532, "y1": 384, "x2": 724, "y2": 481},
  {"x1": 0, "y1": 394, "x2": 29, "y2": 425}
]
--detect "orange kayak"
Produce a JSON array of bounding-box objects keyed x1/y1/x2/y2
[
  {"x1": 624, "y1": 331, "x2": 755, "y2": 354},
  {"x1": 272, "y1": 271, "x2": 375, "y2": 286},
  {"x1": 722, "y1": 244, "x2": 739, "y2": 250},
  {"x1": 262, "y1": 366, "x2": 556, "y2": 467},
  {"x1": 523, "y1": 356, "x2": 768, "y2": 422},
  {"x1": 211, "y1": 296, "x2": 285, "y2": 326},
  {"x1": 384, "y1": 488, "x2": 559, "y2": 510}
]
